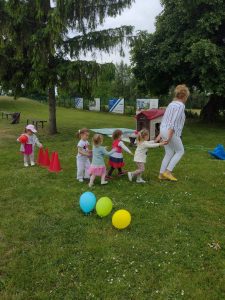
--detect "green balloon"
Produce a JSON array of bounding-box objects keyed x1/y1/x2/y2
[{"x1": 96, "y1": 197, "x2": 113, "y2": 217}]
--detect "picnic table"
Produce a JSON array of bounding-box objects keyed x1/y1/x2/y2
[
  {"x1": 2, "y1": 111, "x2": 14, "y2": 119},
  {"x1": 2, "y1": 111, "x2": 21, "y2": 124},
  {"x1": 26, "y1": 118, "x2": 47, "y2": 128}
]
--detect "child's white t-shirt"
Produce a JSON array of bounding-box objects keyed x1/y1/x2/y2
[
  {"x1": 77, "y1": 139, "x2": 89, "y2": 158},
  {"x1": 134, "y1": 141, "x2": 160, "y2": 163}
]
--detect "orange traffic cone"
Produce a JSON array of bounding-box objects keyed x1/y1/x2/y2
[
  {"x1": 48, "y1": 152, "x2": 56, "y2": 171},
  {"x1": 37, "y1": 148, "x2": 45, "y2": 166},
  {"x1": 48, "y1": 152, "x2": 62, "y2": 172},
  {"x1": 43, "y1": 148, "x2": 50, "y2": 167}
]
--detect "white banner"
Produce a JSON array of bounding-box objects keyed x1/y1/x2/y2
[
  {"x1": 136, "y1": 99, "x2": 159, "y2": 114},
  {"x1": 109, "y1": 98, "x2": 125, "y2": 114},
  {"x1": 89, "y1": 98, "x2": 101, "y2": 111},
  {"x1": 74, "y1": 98, "x2": 84, "y2": 109}
]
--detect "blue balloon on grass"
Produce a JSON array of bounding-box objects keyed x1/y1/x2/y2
[{"x1": 80, "y1": 192, "x2": 96, "y2": 214}]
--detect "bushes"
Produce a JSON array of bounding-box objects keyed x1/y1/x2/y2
[{"x1": 185, "y1": 110, "x2": 200, "y2": 119}]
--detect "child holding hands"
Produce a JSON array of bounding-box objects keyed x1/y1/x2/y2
[
  {"x1": 76, "y1": 128, "x2": 91, "y2": 182},
  {"x1": 107, "y1": 129, "x2": 133, "y2": 178},
  {"x1": 128, "y1": 129, "x2": 166, "y2": 183},
  {"x1": 89, "y1": 134, "x2": 115, "y2": 187}
]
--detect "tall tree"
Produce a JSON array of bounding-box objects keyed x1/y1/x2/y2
[
  {"x1": 131, "y1": 0, "x2": 225, "y2": 121},
  {"x1": 112, "y1": 61, "x2": 133, "y2": 98},
  {"x1": 92, "y1": 63, "x2": 116, "y2": 101},
  {"x1": 0, "y1": 0, "x2": 134, "y2": 133},
  {"x1": 58, "y1": 60, "x2": 106, "y2": 99}
]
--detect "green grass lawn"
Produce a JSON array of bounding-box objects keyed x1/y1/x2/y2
[{"x1": 0, "y1": 96, "x2": 225, "y2": 300}]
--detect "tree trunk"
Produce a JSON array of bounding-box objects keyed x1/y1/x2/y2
[
  {"x1": 48, "y1": 85, "x2": 57, "y2": 134},
  {"x1": 201, "y1": 94, "x2": 225, "y2": 122}
]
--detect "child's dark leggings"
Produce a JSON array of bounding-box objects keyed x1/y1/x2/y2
[{"x1": 108, "y1": 167, "x2": 122, "y2": 176}]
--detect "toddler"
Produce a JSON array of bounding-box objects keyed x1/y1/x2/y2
[
  {"x1": 128, "y1": 129, "x2": 166, "y2": 183},
  {"x1": 17, "y1": 124, "x2": 42, "y2": 167},
  {"x1": 89, "y1": 134, "x2": 115, "y2": 187},
  {"x1": 76, "y1": 128, "x2": 91, "y2": 182}
]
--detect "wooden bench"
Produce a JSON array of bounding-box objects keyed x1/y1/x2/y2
[
  {"x1": 2, "y1": 111, "x2": 14, "y2": 119},
  {"x1": 27, "y1": 119, "x2": 47, "y2": 129},
  {"x1": 2, "y1": 111, "x2": 21, "y2": 124}
]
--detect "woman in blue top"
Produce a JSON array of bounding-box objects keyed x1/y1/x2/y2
[{"x1": 89, "y1": 134, "x2": 115, "y2": 187}]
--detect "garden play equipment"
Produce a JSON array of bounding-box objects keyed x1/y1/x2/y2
[
  {"x1": 48, "y1": 152, "x2": 62, "y2": 172},
  {"x1": 136, "y1": 109, "x2": 165, "y2": 140},
  {"x1": 112, "y1": 209, "x2": 131, "y2": 230},
  {"x1": 18, "y1": 134, "x2": 28, "y2": 144},
  {"x1": 209, "y1": 144, "x2": 225, "y2": 160},
  {"x1": 80, "y1": 192, "x2": 97, "y2": 214}
]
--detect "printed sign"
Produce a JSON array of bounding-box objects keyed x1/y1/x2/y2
[
  {"x1": 89, "y1": 98, "x2": 101, "y2": 111},
  {"x1": 109, "y1": 98, "x2": 125, "y2": 114},
  {"x1": 74, "y1": 97, "x2": 84, "y2": 109},
  {"x1": 136, "y1": 99, "x2": 159, "y2": 114}
]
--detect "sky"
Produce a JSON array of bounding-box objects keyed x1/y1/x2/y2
[{"x1": 81, "y1": 0, "x2": 163, "y2": 64}]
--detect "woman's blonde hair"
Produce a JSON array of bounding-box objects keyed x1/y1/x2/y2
[
  {"x1": 137, "y1": 129, "x2": 149, "y2": 143},
  {"x1": 174, "y1": 84, "x2": 190, "y2": 99},
  {"x1": 93, "y1": 134, "x2": 103, "y2": 146}
]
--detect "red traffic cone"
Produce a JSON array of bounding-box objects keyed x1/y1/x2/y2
[
  {"x1": 48, "y1": 152, "x2": 62, "y2": 172},
  {"x1": 43, "y1": 148, "x2": 50, "y2": 167},
  {"x1": 48, "y1": 152, "x2": 56, "y2": 171},
  {"x1": 37, "y1": 148, "x2": 45, "y2": 166}
]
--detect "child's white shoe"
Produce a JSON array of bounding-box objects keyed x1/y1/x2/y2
[
  {"x1": 30, "y1": 161, "x2": 35, "y2": 166},
  {"x1": 88, "y1": 182, "x2": 93, "y2": 188},
  {"x1": 136, "y1": 178, "x2": 146, "y2": 183},
  {"x1": 24, "y1": 162, "x2": 29, "y2": 167},
  {"x1": 128, "y1": 172, "x2": 133, "y2": 182},
  {"x1": 101, "y1": 181, "x2": 108, "y2": 185},
  {"x1": 78, "y1": 179, "x2": 84, "y2": 183}
]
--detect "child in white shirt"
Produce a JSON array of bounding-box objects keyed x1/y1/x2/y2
[
  {"x1": 128, "y1": 129, "x2": 166, "y2": 183},
  {"x1": 76, "y1": 128, "x2": 91, "y2": 182}
]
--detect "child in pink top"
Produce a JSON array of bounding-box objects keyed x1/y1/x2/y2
[{"x1": 17, "y1": 124, "x2": 43, "y2": 167}]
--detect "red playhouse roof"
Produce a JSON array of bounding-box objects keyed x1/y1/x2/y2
[{"x1": 136, "y1": 109, "x2": 165, "y2": 120}]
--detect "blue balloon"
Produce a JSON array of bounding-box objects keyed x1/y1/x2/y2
[{"x1": 79, "y1": 192, "x2": 96, "y2": 214}]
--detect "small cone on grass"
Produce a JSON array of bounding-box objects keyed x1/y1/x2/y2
[
  {"x1": 48, "y1": 152, "x2": 62, "y2": 172},
  {"x1": 43, "y1": 148, "x2": 50, "y2": 167},
  {"x1": 49, "y1": 152, "x2": 56, "y2": 170},
  {"x1": 37, "y1": 148, "x2": 45, "y2": 166}
]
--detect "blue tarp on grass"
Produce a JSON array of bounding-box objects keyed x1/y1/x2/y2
[
  {"x1": 90, "y1": 128, "x2": 135, "y2": 137},
  {"x1": 209, "y1": 144, "x2": 225, "y2": 160}
]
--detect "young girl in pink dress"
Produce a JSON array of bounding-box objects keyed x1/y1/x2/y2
[
  {"x1": 17, "y1": 124, "x2": 43, "y2": 167},
  {"x1": 107, "y1": 129, "x2": 133, "y2": 178}
]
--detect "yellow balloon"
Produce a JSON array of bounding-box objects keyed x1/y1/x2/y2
[{"x1": 112, "y1": 209, "x2": 131, "y2": 230}]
